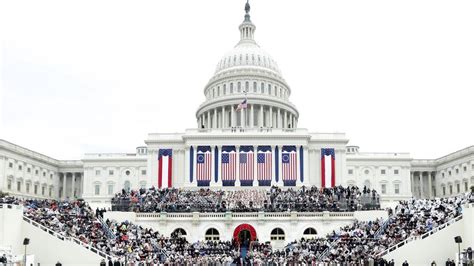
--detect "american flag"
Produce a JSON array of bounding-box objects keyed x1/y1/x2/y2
[
  {"x1": 196, "y1": 152, "x2": 211, "y2": 181},
  {"x1": 236, "y1": 99, "x2": 248, "y2": 111},
  {"x1": 282, "y1": 152, "x2": 297, "y2": 181},
  {"x1": 257, "y1": 152, "x2": 272, "y2": 181},
  {"x1": 239, "y1": 151, "x2": 254, "y2": 181},
  {"x1": 221, "y1": 152, "x2": 236, "y2": 181}
]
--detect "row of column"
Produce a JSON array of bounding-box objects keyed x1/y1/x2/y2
[
  {"x1": 186, "y1": 145, "x2": 305, "y2": 187},
  {"x1": 410, "y1": 171, "x2": 435, "y2": 198},
  {"x1": 198, "y1": 104, "x2": 297, "y2": 129},
  {"x1": 60, "y1": 172, "x2": 83, "y2": 200}
]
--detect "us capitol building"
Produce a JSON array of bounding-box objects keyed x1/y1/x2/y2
[{"x1": 0, "y1": 3, "x2": 473, "y2": 210}]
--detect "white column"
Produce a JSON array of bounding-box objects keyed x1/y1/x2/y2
[
  {"x1": 419, "y1": 171, "x2": 424, "y2": 198},
  {"x1": 259, "y1": 105, "x2": 264, "y2": 127},
  {"x1": 71, "y1": 173, "x2": 76, "y2": 199},
  {"x1": 277, "y1": 108, "x2": 281, "y2": 128},
  {"x1": 269, "y1": 107, "x2": 273, "y2": 128},
  {"x1": 277, "y1": 145, "x2": 283, "y2": 186},
  {"x1": 62, "y1": 173, "x2": 67, "y2": 199},
  {"x1": 283, "y1": 111, "x2": 287, "y2": 129},
  {"x1": 231, "y1": 106, "x2": 235, "y2": 127},
  {"x1": 236, "y1": 145, "x2": 241, "y2": 186},
  {"x1": 217, "y1": 146, "x2": 222, "y2": 185},
  {"x1": 185, "y1": 147, "x2": 191, "y2": 187},
  {"x1": 253, "y1": 145, "x2": 258, "y2": 186},
  {"x1": 207, "y1": 111, "x2": 211, "y2": 129},
  {"x1": 410, "y1": 172, "x2": 414, "y2": 196},
  {"x1": 221, "y1": 106, "x2": 225, "y2": 128},
  {"x1": 428, "y1": 171, "x2": 432, "y2": 198},
  {"x1": 250, "y1": 104, "x2": 254, "y2": 127},
  {"x1": 213, "y1": 109, "x2": 217, "y2": 129}
]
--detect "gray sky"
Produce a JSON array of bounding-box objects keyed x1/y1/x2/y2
[{"x1": 1, "y1": 0, "x2": 473, "y2": 160}]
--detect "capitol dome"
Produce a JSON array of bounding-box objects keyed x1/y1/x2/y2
[
  {"x1": 196, "y1": 2, "x2": 299, "y2": 131},
  {"x1": 214, "y1": 41, "x2": 283, "y2": 77}
]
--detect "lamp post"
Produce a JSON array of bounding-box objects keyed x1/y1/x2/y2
[
  {"x1": 454, "y1": 236, "x2": 462, "y2": 265},
  {"x1": 23, "y1": 238, "x2": 30, "y2": 266}
]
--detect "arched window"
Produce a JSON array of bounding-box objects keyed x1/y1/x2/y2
[
  {"x1": 223, "y1": 84, "x2": 227, "y2": 95},
  {"x1": 303, "y1": 228, "x2": 317, "y2": 238},
  {"x1": 238, "y1": 82, "x2": 241, "y2": 93},
  {"x1": 253, "y1": 82, "x2": 257, "y2": 92},
  {"x1": 261, "y1": 83, "x2": 264, "y2": 93},
  {"x1": 245, "y1": 81, "x2": 249, "y2": 92},
  {"x1": 172, "y1": 228, "x2": 187, "y2": 238},
  {"x1": 230, "y1": 83, "x2": 234, "y2": 93},
  {"x1": 270, "y1": 228, "x2": 285, "y2": 240},
  {"x1": 268, "y1": 84, "x2": 271, "y2": 95},
  {"x1": 217, "y1": 86, "x2": 220, "y2": 96},
  {"x1": 124, "y1": 181, "x2": 131, "y2": 192},
  {"x1": 205, "y1": 228, "x2": 220, "y2": 241}
]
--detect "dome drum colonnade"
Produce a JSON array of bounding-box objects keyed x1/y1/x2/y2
[{"x1": 196, "y1": 2, "x2": 298, "y2": 130}]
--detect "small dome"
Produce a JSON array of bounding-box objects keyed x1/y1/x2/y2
[{"x1": 214, "y1": 42, "x2": 282, "y2": 76}]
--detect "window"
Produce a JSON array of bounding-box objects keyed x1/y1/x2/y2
[
  {"x1": 348, "y1": 169, "x2": 353, "y2": 175},
  {"x1": 449, "y1": 185, "x2": 453, "y2": 195},
  {"x1": 464, "y1": 166, "x2": 467, "y2": 172},
  {"x1": 95, "y1": 185, "x2": 100, "y2": 195},
  {"x1": 394, "y1": 184, "x2": 400, "y2": 194},
  {"x1": 43, "y1": 172, "x2": 46, "y2": 177},
  {"x1": 442, "y1": 173, "x2": 445, "y2": 178},
  {"x1": 381, "y1": 184, "x2": 387, "y2": 194},
  {"x1": 381, "y1": 169, "x2": 386, "y2": 175},
  {"x1": 261, "y1": 83, "x2": 264, "y2": 93},
  {"x1": 49, "y1": 187, "x2": 53, "y2": 197},
  {"x1": 34, "y1": 184, "x2": 38, "y2": 194},
  {"x1": 465, "y1": 182, "x2": 469, "y2": 192},
  {"x1": 223, "y1": 84, "x2": 227, "y2": 94},
  {"x1": 456, "y1": 169, "x2": 459, "y2": 174},
  {"x1": 456, "y1": 183, "x2": 460, "y2": 193},
  {"x1": 449, "y1": 171, "x2": 451, "y2": 176},
  {"x1": 217, "y1": 86, "x2": 220, "y2": 96},
  {"x1": 109, "y1": 170, "x2": 114, "y2": 176},
  {"x1": 108, "y1": 184, "x2": 114, "y2": 195},
  {"x1": 270, "y1": 228, "x2": 285, "y2": 241},
  {"x1": 26, "y1": 183, "x2": 30, "y2": 193},
  {"x1": 141, "y1": 170, "x2": 147, "y2": 175},
  {"x1": 42, "y1": 186, "x2": 45, "y2": 195},
  {"x1": 8, "y1": 180, "x2": 12, "y2": 190},
  {"x1": 27, "y1": 168, "x2": 31, "y2": 173},
  {"x1": 237, "y1": 82, "x2": 241, "y2": 92},
  {"x1": 124, "y1": 181, "x2": 131, "y2": 192},
  {"x1": 442, "y1": 186, "x2": 446, "y2": 196},
  {"x1": 8, "y1": 162, "x2": 13, "y2": 168},
  {"x1": 364, "y1": 169, "x2": 369, "y2": 175},
  {"x1": 205, "y1": 228, "x2": 220, "y2": 241},
  {"x1": 125, "y1": 170, "x2": 131, "y2": 176},
  {"x1": 253, "y1": 82, "x2": 257, "y2": 92},
  {"x1": 303, "y1": 228, "x2": 317, "y2": 237},
  {"x1": 172, "y1": 228, "x2": 187, "y2": 238},
  {"x1": 245, "y1": 81, "x2": 249, "y2": 92},
  {"x1": 95, "y1": 170, "x2": 101, "y2": 176},
  {"x1": 268, "y1": 84, "x2": 271, "y2": 94},
  {"x1": 17, "y1": 181, "x2": 21, "y2": 191},
  {"x1": 50, "y1": 173, "x2": 53, "y2": 179},
  {"x1": 18, "y1": 165, "x2": 22, "y2": 170},
  {"x1": 394, "y1": 169, "x2": 399, "y2": 175},
  {"x1": 230, "y1": 83, "x2": 233, "y2": 93},
  {"x1": 35, "y1": 170, "x2": 38, "y2": 175}
]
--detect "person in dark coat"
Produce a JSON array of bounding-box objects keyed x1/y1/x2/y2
[
  {"x1": 402, "y1": 261, "x2": 409, "y2": 266},
  {"x1": 108, "y1": 259, "x2": 113, "y2": 266},
  {"x1": 100, "y1": 259, "x2": 106, "y2": 266}
]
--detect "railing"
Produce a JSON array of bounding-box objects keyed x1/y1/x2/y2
[
  {"x1": 374, "y1": 217, "x2": 391, "y2": 238},
  {"x1": 375, "y1": 214, "x2": 464, "y2": 258},
  {"x1": 22, "y1": 215, "x2": 117, "y2": 261},
  {"x1": 136, "y1": 211, "x2": 358, "y2": 220},
  {"x1": 98, "y1": 216, "x2": 115, "y2": 239}
]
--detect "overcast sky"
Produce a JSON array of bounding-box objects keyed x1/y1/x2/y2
[{"x1": 1, "y1": 0, "x2": 473, "y2": 160}]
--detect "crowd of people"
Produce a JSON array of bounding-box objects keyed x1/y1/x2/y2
[
  {"x1": 111, "y1": 185, "x2": 381, "y2": 213},
  {"x1": 1, "y1": 189, "x2": 473, "y2": 264}
]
